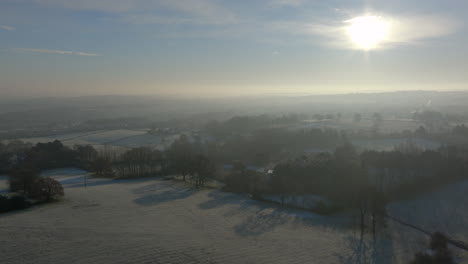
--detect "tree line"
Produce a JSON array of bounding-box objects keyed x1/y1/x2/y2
[
  {"x1": 222, "y1": 142, "x2": 468, "y2": 238},
  {"x1": 0, "y1": 136, "x2": 215, "y2": 188}
]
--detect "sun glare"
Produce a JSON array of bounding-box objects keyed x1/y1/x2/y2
[{"x1": 346, "y1": 16, "x2": 390, "y2": 50}]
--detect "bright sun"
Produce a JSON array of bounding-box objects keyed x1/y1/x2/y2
[{"x1": 346, "y1": 16, "x2": 390, "y2": 50}]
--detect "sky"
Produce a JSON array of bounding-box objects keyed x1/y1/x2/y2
[{"x1": 1, "y1": 0, "x2": 468, "y2": 97}]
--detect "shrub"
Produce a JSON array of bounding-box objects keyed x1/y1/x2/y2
[
  {"x1": 313, "y1": 200, "x2": 338, "y2": 215},
  {"x1": 9, "y1": 195, "x2": 31, "y2": 210},
  {"x1": 410, "y1": 252, "x2": 432, "y2": 264},
  {"x1": 29, "y1": 177, "x2": 64, "y2": 202},
  {"x1": 410, "y1": 232, "x2": 454, "y2": 264},
  {"x1": 8, "y1": 168, "x2": 64, "y2": 202},
  {"x1": 0, "y1": 195, "x2": 31, "y2": 212},
  {"x1": 430, "y1": 232, "x2": 448, "y2": 250},
  {"x1": 433, "y1": 248, "x2": 454, "y2": 264},
  {"x1": 9, "y1": 168, "x2": 39, "y2": 193}
]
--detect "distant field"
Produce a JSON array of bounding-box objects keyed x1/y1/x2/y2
[
  {"x1": 8, "y1": 127, "x2": 443, "y2": 153},
  {"x1": 14, "y1": 129, "x2": 181, "y2": 150},
  {"x1": 352, "y1": 138, "x2": 441, "y2": 151},
  {"x1": 295, "y1": 118, "x2": 424, "y2": 133}
]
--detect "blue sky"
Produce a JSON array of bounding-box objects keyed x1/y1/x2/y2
[{"x1": 1, "y1": 0, "x2": 467, "y2": 97}]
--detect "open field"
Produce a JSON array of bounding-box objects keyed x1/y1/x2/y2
[
  {"x1": 387, "y1": 180, "x2": 468, "y2": 263},
  {"x1": 1, "y1": 169, "x2": 466, "y2": 263},
  {"x1": 8, "y1": 124, "x2": 443, "y2": 154},
  {"x1": 0, "y1": 169, "x2": 356, "y2": 264},
  {"x1": 13, "y1": 129, "x2": 180, "y2": 151},
  {"x1": 351, "y1": 138, "x2": 441, "y2": 151},
  {"x1": 293, "y1": 119, "x2": 425, "y2": 134}
]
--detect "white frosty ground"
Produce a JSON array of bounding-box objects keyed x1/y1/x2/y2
[{"x1": 0, "y1": 169, "x2": 466, "y2": 264}]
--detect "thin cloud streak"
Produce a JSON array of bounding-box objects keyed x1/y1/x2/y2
[
  {"x1": 270, "y1": 0, "x2": 305, "y2": 7},
  {"x1": 271, "y1": 14, "x2": 462, "y2": 50},
  {"x1": 13, "y1": 48, "x2": 100, "y2": 56},
  {"x1": 33, "y1": 0, "x2": 139, "y2": 13},
  {"x1": 34, "y1": 0, "x2": 238, "y2": 25},
  {"x1": 13, "y1": 1, "x2": 464, "y2": 50},
  {"x1": 0, "y1": 25, "x2": 16, "y2": 31}
]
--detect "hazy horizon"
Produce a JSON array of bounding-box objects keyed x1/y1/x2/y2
[
  {"x1": 3, "y1": 89, "x2": 468, "y2": 102},
  {"x1": 3, "y1": 2, "x2": 468, "y2": 263}
]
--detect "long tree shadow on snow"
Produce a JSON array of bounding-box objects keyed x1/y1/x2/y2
[
  {"x1": 198, "y1": 191, "x2": 290, "y2": 236},
  {"x1": 198, "y1": 190, "x2": 255, "y2": 210},
  {"x1": 133, "y1": 182, "x2": 197, "y2": 206},
  {"x1": 335, "y1": 232, "x2": 394, "y2": 264},
  {"x1": 233, "y1": 208, "x2": 289, "y2": 236},
  {"x1": 59, "y1": 177, "x2": 117, "y2": 188},
  {"x1": 199, "y1": 190, "x2": 348, "y2": 237}
]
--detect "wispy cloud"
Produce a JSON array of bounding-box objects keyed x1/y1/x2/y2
[
  {"x1": 0, "y1": 25, "x2": 16, "y2": 31},
  {"x1": 33, "y1": 0, "x2": 139, "y2": 13},
  {"x1": 270, "y1": 0, "x2": 305, "y2": 7},
  {"x1": 158, "y1": 0, "x2": 237, "y2": 23},
  {"x1": 388, "y1": 15, "x2": 461, "y2": 45},
  {"x1": 13, "y1": 48, "x2": 100, "y2": 56},
  {"x1": 27, "y1": 0, "x2": 463, "y2": 49},
  {"x1": 271, "y1": 13, "x2": 462, "y2": 50},
  {"x1": 34, "y1": 0, "x2": 237, "y2": 25}
]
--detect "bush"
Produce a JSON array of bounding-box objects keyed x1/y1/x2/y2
[
  {"x1": 8, "y1": 169, "x2": 64, "y2": 202},
  {"x1": 29, "y1": 177, "x2": 64, "y2": 202},
  {"x1": 410, "y1": 232, "x2": 454, "y2": 264},
  {"x1": 433, "y1": 248, "x2": 454, "y2": 264},
  {"x1": 430, "y1": 232, "x2": 448, "y2": 250},
  {"x1": 9, "y1": 168, "x2": 39, "y2": 193},
  {"x1": 0, "y1": 195, "x2": 31, "y2": 212},
  {"x1": 9, "y1": 195, "x2": 31, "y2": 210},
  {"x1": 313, "y1": 200, "x2": 338, "y2": 215},
  {"x1": 410, "y1": 252, "x2": 433, "y2": 264}
]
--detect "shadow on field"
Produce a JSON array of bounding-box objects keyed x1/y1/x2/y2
[
  {"x1": 60, "y1": 176, "x2": 117, "y2": 188},
  {"x1": 234, "y1": 208, "x2": 288, "y2": 236},
  {"x1": 198, "y1": 190, "x2": 255, "y2": 210},
  {"x1": 59, "y1": 174, "x2": 161, "y2": 189},
  {"x1": 133, "y1": 182, "x2": 197, "y2": 206},
  {"x1": 335, "y1": 233, "x2": 394, "y2": 264},
  {"x1": 199, "y1": 190, "x2": 348, "y2": 237},
  {"x1": 199, "y1": 191, "x2": 289, "y2": 236}
]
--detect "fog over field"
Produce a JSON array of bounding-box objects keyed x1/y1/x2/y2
[
  {"x1": 2, "y1": 0, "x2": 468, "y2": 263},
  {"x1": 1, "y1": 92, "x2": 468, "y2": 263}
]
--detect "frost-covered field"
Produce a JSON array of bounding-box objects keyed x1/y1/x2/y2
[
  {"x1": 293, "y1": 119, "x2": 424, "y2": 134},
  {"x1": 387, "y1": 180, "x2": 468, "y2": 263},
  {"x1": 0, "y1": 169, "x2": 466, "y2": 264},
  {"x1": 16, "y1": 129, "x2": 180, "y2": 150},
  {"x1": 352, "y1": 138, "x2": 441, "y2": 151},
  {"x1": 12, "y1": 125, "x2": 443, "y2": 153}
]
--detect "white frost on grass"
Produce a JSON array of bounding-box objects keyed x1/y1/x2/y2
[
  {"x1": 352, "y1": 138, "x2": 441, "y2": 151},
  {"x1": 0, "y1": 168, "x2": 466, "y2": 263},
  {"x1": 261, "y1": 194, "x2": 330, "y2": 210},
  {"x1": 16, "y1": 129, "x2": 178, "y2": 150}
]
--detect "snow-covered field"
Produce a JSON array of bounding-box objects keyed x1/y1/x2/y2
[
  {"x1": 11, "y1": 126, "x2": 443, "y2": 153},
  {"x1": 387, "y1": 180, "x2": 468, "y2": 263},
  {"x1": 15, "y1": 129, "x2": 181, "y2": 150},
  {"x1": 0, "y1": 169, "x2": 466, "y2": 264},
  {"x1": 352, "y1": 138, "x2": 441, "y2": 151},
  {"x1": 293, "y1": 119, "x2": 424, "y2": 134}
]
